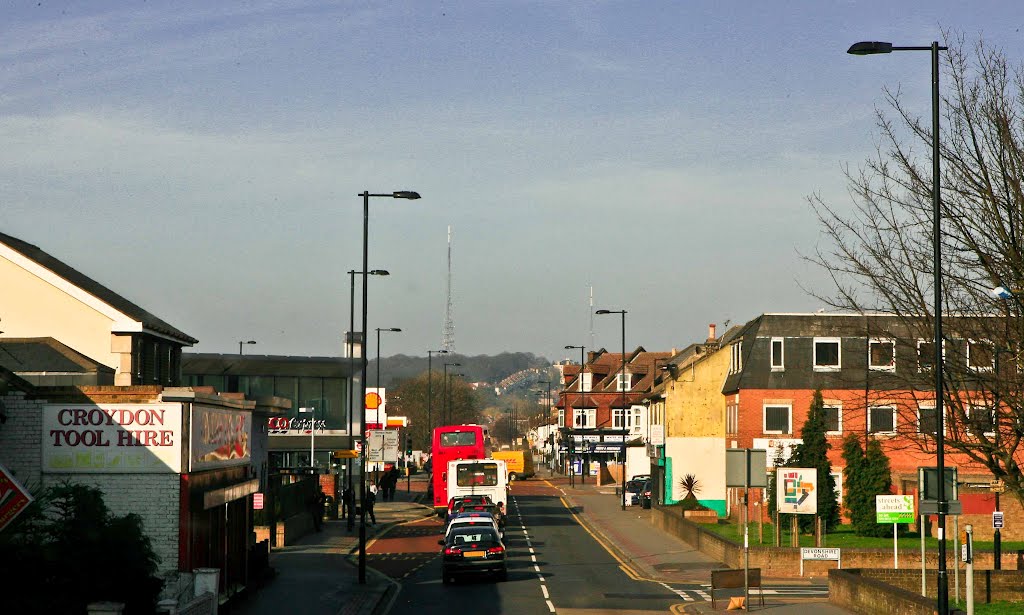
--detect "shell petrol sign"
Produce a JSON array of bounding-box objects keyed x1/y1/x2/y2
[{"x1": 365, "y1": 391, "x2": 382, "y2": 410}]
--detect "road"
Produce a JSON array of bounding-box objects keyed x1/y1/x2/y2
[{"x1": 374, "y1": 479, "x2": 683, "y2": 615}]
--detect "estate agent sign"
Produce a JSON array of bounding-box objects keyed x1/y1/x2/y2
[{"x1": 0, "y1": 462, "x2": 33, "y2": 533}]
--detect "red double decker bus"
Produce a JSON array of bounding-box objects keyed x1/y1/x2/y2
[{"x1": 431, "y1": 424, "x2": 489, "y2": 514}]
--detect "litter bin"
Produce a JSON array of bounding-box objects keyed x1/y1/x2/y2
[{"x1": 642, "y1": 496, "x2": 652, "y2": 509}]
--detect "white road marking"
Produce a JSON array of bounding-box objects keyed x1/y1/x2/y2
[
  {"x1": 541, "y1": 584, "x2": 549, "y2": 599},
  {"x1": 545, "y1": 599, "x2": 555, "y2": 612}
]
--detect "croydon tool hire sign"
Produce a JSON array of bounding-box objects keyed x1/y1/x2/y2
[{"x1": 42, "y1": 404, "x2": 182, "y2": 473}]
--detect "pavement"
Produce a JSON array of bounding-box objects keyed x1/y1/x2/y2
[{"x1": 235, "y1": 469, "x2": 857, "y2": 614}]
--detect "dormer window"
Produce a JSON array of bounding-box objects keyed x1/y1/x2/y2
[
  {"x1": 615, "y1": 372, "x2": 630, "y2": 392},
  {"x1": 814, "y1": 338, "x2": 841, "y2": 372},
  {"x1": 580, "y1": 372, "x2": 592, "y2": 392}
]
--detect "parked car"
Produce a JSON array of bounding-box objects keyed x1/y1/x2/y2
[
  {"x1": 626, "y1": 479, "x2": 652, "y2": 507},
  {"x1": 440, "y1": 527, "x2": 507, "y2": 583}
]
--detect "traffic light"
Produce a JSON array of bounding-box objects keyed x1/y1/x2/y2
[{"x1": 405, "y1": 435, "x2": 413, "y2": 455}]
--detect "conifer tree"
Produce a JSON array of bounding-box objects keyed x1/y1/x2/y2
[
  {"x1": 790, "y1": 390, "x2": 840, "y2": 531},
  {"x1": 841, "y1": 432, "x2": 896, "y2": 536}
]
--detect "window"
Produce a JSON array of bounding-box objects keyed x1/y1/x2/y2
[
  {"x1": 814, "y1": 338, "x2": 841, "y2": 371},
  {"x1": 580, "y1": 372, "x2": 592, "y2": 392},
  {"x1": 771, "y1": 338, "x2": 784, "y2": 371},
  {"x1": 868, "y1": 406, "x2": 896, "y2": 434},
  {"x1": 573, "y1": 408, "x2": 596, "y2": 429},
  {"x1": 823, "y1": 405, "x2": 842, "y2": 435},
  {"x1": 918, "y1": 339, "x2": 945, "y2": 371},
  {"x1": 869, "y1": 338, "x2": 896, "y2": 371},
  {"x1": 631, "y1": 407, "x2": 641, "y2": 430},
  {"x1": 968, "y1": 405, "x2": 995, "y2": 435},
  {"x1": 455, "y1": 462, "x2": 499, "y2": 487},
  {"x1": 730, "y1": 342, "x2": 743, "y2": 374},
  {"x1": 968, "y1": 340, "x2": 995, "y2": 372},
  {"x1": 726, "y1": 403, "x2": 739, "y2": 435},
  {"x1": 613, "y1": 408, "x2": 624, "y2": 429},
  {"x1": 616, "y1": 372, "x2": 631, "y2": 392},
  {"x1": 764, "y1": 405, "x2": 792, "y2": 434},
  {"x1": 441, "y1": 431, "x2": 479, "y2": 447},
  {"x1": 918, "y1": 406, "x2": 939, "y2": 435},
  {"x1": 832, "y1": 471, "x2": 843, "y2": 505},
  {"x1": 558, "y1": 408, "x2": 565, "y2": 428}
]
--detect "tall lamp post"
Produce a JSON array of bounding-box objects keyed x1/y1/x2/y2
[
  {"x1": 848, "y1": 40, "x2": 948, "y2": 613},
  {"x1": 443, "y1": 362, "x2": 461, "y2": 423},
  {"x1": 238, "y1": 340, "x2": 256, "y2": 355},
  {"x1": 375, "y1": 327, "x2": 403, "y2": 391},
  {"x1": 357, "y1": 190, "x2": 420, "y2": 585},
  {"x1": 596, "y1": 308, "x2": 628, "y2": 511},
  {"x1": 348, "y1": 270, "x2": 389, "y2": 492},
  {"x1": 426, "y1": 349, "x2": 448, "y2": 440},
  {"x1": 565, "y1": 345, "x2": 586, "y2": 488}
]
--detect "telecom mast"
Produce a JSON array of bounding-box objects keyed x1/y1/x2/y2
[{"x1": 442, "y1": 225, "x2": 455, "y2": 352}]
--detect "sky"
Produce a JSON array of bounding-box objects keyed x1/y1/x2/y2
[{"x1": 3, "y1": 1, "x2": 1023, "y2": 364}]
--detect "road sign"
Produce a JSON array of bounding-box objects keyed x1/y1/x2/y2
[
  {"x1": 993, "y1": 511, "x2": 1004, "y2": 529},
  {"x1": 726, "y1": 449, "x2": 768, "y2": 488},
  {"x1": 0, "y1": 462, "x2": 34, "y2": 533},
  {"x1": 919, "y1": 500, "x2": 963, "y2": 515},
  {"x1": 876, "y1": 495, "x2": 915, "y2": 524}
]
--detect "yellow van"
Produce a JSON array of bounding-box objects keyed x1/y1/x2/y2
[{"x1": 491, "y1": 450, "x2": 534, "y2": 480}]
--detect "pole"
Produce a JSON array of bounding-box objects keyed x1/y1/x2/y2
[
  {"x1": 894, "y1": 523, "x2": 899, "y2": 569},
  {"x1": 348, "y1": 271, "x2": 356, "y2": 502},
  {"x1": 921, "y1": 514, "x2": 927, "y2": 596},
  {"x1": 358, "y1": 191, "x2": 369, "y2": 584},
  {"x1": 930, "y1": 41, "x2": 950, "y2": 615},
  {"x1": 620, "y1": 311, "x2": 627, "y2": 511},
  {"x1": 954, "y1": 515, "x2": 960, "y2": 604},
  {"x1": 965, "y1": 524, "x2": 974, "y2": 615},
  {"x1": 743, "y1": 448, "x2": 750, "y2": 610}
]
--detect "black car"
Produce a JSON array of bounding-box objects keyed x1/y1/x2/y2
[{"x1": 440, "y1": 527, "x2": 507, "y2": 583}]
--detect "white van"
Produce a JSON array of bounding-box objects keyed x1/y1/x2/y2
[{"x1": 446, "y1": 458, "x2": 508, "y2": 510}]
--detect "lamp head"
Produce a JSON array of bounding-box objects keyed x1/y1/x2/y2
[
  {"x1": 847, "y1": 41, "x2": 893, "y2": 55},
  {"x1": 393, "y1": 191, "x2": 421, "y2": 200},
  {"x1": 370, "y1": 269, "x2": 390, "y2": 276},
  {"x1": 595, "y1": 309, "x2": 612, "y2": 315}
]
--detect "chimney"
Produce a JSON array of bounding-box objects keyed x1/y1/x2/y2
[{"x1": 707, "y1": 323, "x2": 717, "y2": 343}]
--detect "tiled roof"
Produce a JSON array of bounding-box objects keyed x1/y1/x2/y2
[{"x1": 0, "y1": 231, "x2": 197, "y2": 344}]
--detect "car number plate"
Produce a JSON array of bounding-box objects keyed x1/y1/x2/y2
[{"x1": 463, "y1": 550, "x2": 486, "y2": 558}]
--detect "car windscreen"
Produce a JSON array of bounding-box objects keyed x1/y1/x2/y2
[{"x1": 449, "y1": 529, "x2": 499, "y2": 546}]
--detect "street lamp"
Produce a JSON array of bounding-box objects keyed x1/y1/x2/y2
[
  {"x1": 848, "y1": 40, "x2": 949, "y2": 614},
  {"x1": 238, "y1": 340, "x2": 256, "y2": 355},
  {"x1": 298, "y1": 406, "x2": 316, "y2": 470},
  {"x1": 348, "y1": 270, "x2": 389, "y2": 492},
  {"x1": 596, "y1": 308, "x2": 628, "y2": 511},
  {"x1": 565, "y1": 345, "x2": 586, "y2": 488},
  {"x1": 443, "y1": 362, "x2": 461, "y2": 424},
  {"x1": 375, "y1": 327, "x2": 403, "y2": 392},
  {"x1": 427, "y1": 349, "x2": 449, "y2": 440},
  {"x1": 357, "y1": 189, "x2": 420, "y2": 585}
]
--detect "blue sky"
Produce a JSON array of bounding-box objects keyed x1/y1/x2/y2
[{"x1": 3, "y1": 1, "x2": 1023, "y2": 363}]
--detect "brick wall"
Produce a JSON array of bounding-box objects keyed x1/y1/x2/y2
[
  {"x1": 651, "y1": 506, "x2": 1022, "y2": 578},
  {"x1": 829, "y1": 569, "x2": 936, "y2": 615},
  {"x1": 831, "y1": 568, "x2": 1024, "y2": 613},
  {"x1": 0, "y1": 391, "x2": 44, "y2": 487}
]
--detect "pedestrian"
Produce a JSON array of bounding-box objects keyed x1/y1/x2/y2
[
  {"x1": 343, "y1": 483, "x2": 356, "y2": 532},
  {"x1": 364, "y1": 483, "x2": 377, "y2": 524},
  {"x1": 310, "y1": 489, "x2": 324, "y2": 532},
  {"x1": 386, "y1": 467, "x2": 400, "y2": 501}
]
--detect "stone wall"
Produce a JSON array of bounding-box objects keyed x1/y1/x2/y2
[{"x1": 858, "y1": 568, "x2": 1024, "y2": 603}]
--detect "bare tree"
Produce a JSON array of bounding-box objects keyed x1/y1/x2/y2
[{"x1": 808, "y1": 33, "x2": 1024, "y2": 505}]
